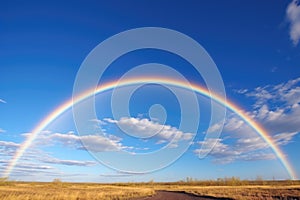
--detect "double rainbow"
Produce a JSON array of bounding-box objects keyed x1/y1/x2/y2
[{"x1": 3, "y1": 77, "x2": 297, "y2": 179}]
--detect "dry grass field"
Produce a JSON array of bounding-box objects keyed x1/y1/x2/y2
[
  {"x1": 0, "y1": 181, "x2": 154, "y2": 200},
  {"x1": 0, "y1": 178, "x2": 299, "y2": 200},
  {"x1": 157, "y1": 185, "x2": 300, "y2": 200}
]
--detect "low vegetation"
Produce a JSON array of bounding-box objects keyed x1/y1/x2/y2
[
  {"x1": 0, "y1": 180, "x2": 154, "y2": 200},
  {"x1": 0, "y1": 177, "x2": 299, "y2": 200}
]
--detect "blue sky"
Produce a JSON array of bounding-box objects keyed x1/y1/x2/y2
[{"x1": 1, "y1": 0, "x2": 300, "y2": 182}]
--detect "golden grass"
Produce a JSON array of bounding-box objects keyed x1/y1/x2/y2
[
  {"x1": 0, "y1": 182, "x2": 155, "y2": 200},
  {"x1": 0, "y1": 180, "x2": 299, "y2": 200},
  {"x1": 154, "y1": 185, "x2": 300, "y2": 200}
]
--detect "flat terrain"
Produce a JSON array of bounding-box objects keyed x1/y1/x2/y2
[
  {"x1": 0, "y1": 180, "x2": 300, "y2": 200},
  {"x1": 157, "y1": 185, "x2": 300, "y2": 200},
  {"x1": 0, "y1": 182, "x2": 154, "y2": 200}
]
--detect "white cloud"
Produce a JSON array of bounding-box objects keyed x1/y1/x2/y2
[
  {"x1": 236, "y1": 136, "x2": 269, "y2": 152},
  {"x1": 0, "y1": 128, "x2": 6, "y2": 133},
  {"x1": 78, "y1": 135, "x2": 123, "y2": 152},
  {"x1": 23, "y1": 118, "x2": 194, "y2": 155},
  {"x1": 195, "y1": 76, "x2": 300, "y2": 164},
  {"x1": 238, "y1": 152, "x2": 276, "y2": 162},
  {"x1": 0, "y1": 160, "x2": 58, "y2": 178},
  {"x1": 194, "y1": 138, "x2": 275, "y2": 164},
  {"x1": 90, "y1": 118, "x2": 107, "y2": 125},
  {"x1": 243, "y1": 77, "x2": 300, "y2": 135},
  {"x1": 104, "y1": 117, "x2": 194, "y2": 144},
  {"x1": 234, "y1": 89, "x2": 248, "y2": 94},
  {"x1": 286, "y1": 0, "x2": 300, "y2": 45},
  {"x1": 223, "y1": 116, "x2": 245, "y2": 132},
  {"x1": 0, "y1": 140, "x2": 20, "y2": 149},
  {"x1": 99, "y1": 171, "x2": 146, "y2": 178},
  {"x1": 41, "y1": 157, "x2": 97, "y2": 166},
  {"x1": 0, "y1": 99, "x2": 6, "y2": 103},
  {"x1": 14, "y1": 163, "x2": 54, "y2": 170},
  {"x1": 0, "y1": 138, "x2": 98, "y2": 181},
  {"x1": 195, "y1": 139, "x2": 239, "y2": 158},
  {"x1": 27, "y1": 131, "x2": 124, "y2": 152},
  {"x1": 246, "y1": 86, "x2": 274, "y2": 108},
  {"x1": 0, "y1": 139, "x2": 99, "y2": 168},
  {"x1": 208, "y1": 77, "x2": 300, "y2": 164},
  {"x1": 194, "y1": 137, "x2": 276, "y2": 164},
  {"x1": 273, "y1": 132, "x2": 299, "y2": 145},
  {"x1": 206, "y1": 122, "x2": 224, "y2": 134}
]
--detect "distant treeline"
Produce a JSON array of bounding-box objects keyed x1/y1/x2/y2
[
  {"x1": 111, "y1": 177, "x2": 300, "y2": 187},
  {"x1": 1, "y1": 176, "x2": 300, "y2": 186}
]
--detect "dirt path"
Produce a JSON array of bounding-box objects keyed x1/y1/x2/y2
[{"x1": 134, "y1": 191, "x2": 233, "y2": 200}]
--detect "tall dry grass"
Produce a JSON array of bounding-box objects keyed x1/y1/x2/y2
[
  {"x1": 0, "y1": 179, "x2": 299, "y2": 200},
  {"x1": 154, "y1": 185, "x2": 300, "y2": 200},
  {"x1": 0, "y1": 182, "x2": 154, "y2": 200}
]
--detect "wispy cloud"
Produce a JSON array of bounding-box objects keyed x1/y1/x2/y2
[
  {"x1": 233, "y1": 89, "x2": 248, "y2": 94},
  {"x1": 0, "y1": 138, "x2": 98, "y2": 179},
  {"x1": 14, "y1": 163, "x2": 54, "y2": 170},
  {"x1": 99, "y1": 171, "x2": 146, "y2": 178},
  {"x1": 273, "y1": 132, "x2": 299, "y2": 145},
  {"x1": 0, "y1": 128, "x2": 6, "y2": 133},
  {"x1": 0, "y1": 99, "x2": 6, "y2": 104},
  {"x1": 286, "y1": 0, "x2": 300, "y2": 45},
  {"x1": 41, "y1": 156, "x2": 97, "y2": 166}
]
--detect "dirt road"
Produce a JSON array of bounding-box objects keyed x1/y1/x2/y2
[{"x1": 135, "y1": 191, "x2": 233, "y2": 200}]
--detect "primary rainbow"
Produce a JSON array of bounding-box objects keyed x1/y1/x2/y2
[{"x1": 3, "y1": 77, "x2": 297, "y2": 179}]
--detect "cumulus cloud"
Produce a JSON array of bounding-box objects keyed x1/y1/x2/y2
[
  {"x1": 246, "y1": 77, "x2": 300, "y2": 134},
  {"x1": 78, "y1": 135, "x2": 123, "y2": 152},
  {"x1": 195, "y1": 139, "x2": 239, "y2": 158},
  {"x1": 206, "y1": 77, "x2": 300, "y2": 164},
  {"x1": 286, "y1": 0, "x2": 300, "y2": 45},
  {"x1": 194, "y1": 138, "x2": 275, "y2": 164},
  {"x1": 26, "y1": 131, "x2": 124, "y2": 152},
  {"x1": 196, "y1": 76, "x2": 300, "y2": 164},
  {"x1": 23, "y1": 118, "x2": 194, "y2": 155},
  {"x1": 104, "y1": 117, "x2": 194, "y2": 144}
]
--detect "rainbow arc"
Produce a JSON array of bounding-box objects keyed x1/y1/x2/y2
[{"x1": 3, "y1": 77, "x2": 297, "y2": 180}]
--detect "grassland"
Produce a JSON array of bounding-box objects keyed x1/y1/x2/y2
[
  {"x1": 0, "y1": 178, "x2": 299, "y2": 200},
  {"x1": 0, "y1": 181, "x2": 154, "y2": 200},
  {"x1": 157, "y1": 185, "x2": 300, "y2": 200}
]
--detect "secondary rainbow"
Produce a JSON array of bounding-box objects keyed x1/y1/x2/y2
[{"x1": 3, "y1": 77, "x2": 297, "y2": 179}]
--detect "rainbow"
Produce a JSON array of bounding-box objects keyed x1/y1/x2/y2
[{"x1": 3, "y1": 77, "x2": 297, "y2": 179}]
